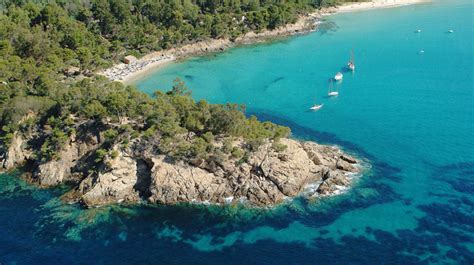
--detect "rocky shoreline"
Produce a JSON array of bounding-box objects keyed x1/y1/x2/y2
[{"x1": 1, "y1": 120, "x2": 362, "y2": 208}]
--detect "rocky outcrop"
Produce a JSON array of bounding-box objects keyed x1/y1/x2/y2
[
  {"x1": 34, "y1": 140, "x2": 82, "y2": 187},
  {"x1": 27, "y1": 130, "x2": 100, "y2": 187},
  {"x1": 2, "y1": 124, "x2": 361, "y2": 207},
  {"x1": 0, "y1": 132, "x2": 31, "y2": 171},
  {"x1": 317, "y1": 169, "x2": 350, "y2": 195},
  {"x1": 69, "y1": 138, "x2": 360, "y2": 207},
  {"x1": 81, "y1": 148, "x2": 141, "y2": 206}
]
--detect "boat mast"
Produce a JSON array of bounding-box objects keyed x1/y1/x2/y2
[{"x1": 328, "y1": 79, "x2": 333, "y2": 93}]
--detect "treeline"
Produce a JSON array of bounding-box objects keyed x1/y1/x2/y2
[
  {"x1": 1, "y1": 73, "x2": 291, "y2": 163},
  {"x1": 1, "y1": 0, "x2": 355, "y2": 67}
]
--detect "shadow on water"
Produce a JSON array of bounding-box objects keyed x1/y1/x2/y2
[
  {"x1": 184, "y1": 74, "x2": 194, "y2": 81},
  {"x1": 262, "y1": 76, "x2": 285, "y2": 91}
]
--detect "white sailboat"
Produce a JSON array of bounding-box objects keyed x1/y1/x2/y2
[
  {"x1": 334, "y1": 72, "x2": 343, "y2": 81},
  {"x1": 347, "y1": 50, "x2": 355, "y2": 71},
  {"x1": 310, "y1": 91, "x2": 323, "y2": 111},
  {"x1": 328, "y1": 80, "x2": 339, "y2": 97},
  {"x1": 310, "y1": 103, "x2": 323, "y2": 111}
]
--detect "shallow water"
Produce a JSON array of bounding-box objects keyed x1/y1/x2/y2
[{"x1": 1, "y1": 1, "x2": 473, "y2": 264}]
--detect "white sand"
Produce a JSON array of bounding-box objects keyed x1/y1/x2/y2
[{"x1": 336, "y1": 0, "x2": 429, "y2": 13}]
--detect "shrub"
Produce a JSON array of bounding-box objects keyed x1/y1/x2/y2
[
  {"x1": 231, "y1": 147, "x2": 244, "y2": 159},
  {"x1": 110, "y1": 150, "x2": 119, "y2": 159},
  {"x1": 130, "y1": 130, "x2": 140, "y2": 139},
  {"x1": 94, "y1": 148, "x2": 108, "y2": 163},
  {"x1": 202, "y1": 131, "x2": 214, "y2": 143},
  {"x1": 272, "y1": 142, "x2": 287, "y2": 152},
  {"x1": 222, "y1": 138, "x2": 233, "y2": 154},
  {"x1": 142, "y1": 126, "x2": 157, "y2": 139},
  {"x1": 104, "y1": 129, "x2": 118, "y2": 142},
  {"x1": 191, "y1": 137, "x2": 208, "y2": 159}
]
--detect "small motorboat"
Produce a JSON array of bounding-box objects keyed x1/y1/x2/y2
[
  {"x1": 310, "y1": 91, "x2": 323, "y2": 111},
  {"x1": 415, "y1": 29, "x2": 422, "y2": 33},
  {"x1": 334, "y1": 72, "x2": 343, "y2": 81},
  {"x1": 310, "y1": 90, "x2": 323, "y2": 111},
  {"x1": 448, "y1": 29, "x2": 454, "y2": 33},
  {"x1": 347, "y1": 61, "x2": 355, "y2": 71},
  {"x1": 347, "y1": 50, "x2": 355, "y2": 71},
  {"x1": 328, "y1": 80, "x2": 339, "y2": 97},
  {"x1": 310, "y1": 104, "x2": 323, "y2": 111}
]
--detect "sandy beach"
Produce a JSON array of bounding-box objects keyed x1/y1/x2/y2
[
  {"x1": 336, "y1": 0, "x2": 429, "y2": 13},
  {"x1": 100, "y1": 0, "x2": 430, "y2": 84}
]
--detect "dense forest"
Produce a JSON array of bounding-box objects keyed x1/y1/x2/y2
[{"x1": 0, "y1": 0, "x2": 356, "y2": 165}]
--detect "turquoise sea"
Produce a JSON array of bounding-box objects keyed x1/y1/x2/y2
[{"x1": 1, "y1": 0, "x2": 473, "y2": 264}]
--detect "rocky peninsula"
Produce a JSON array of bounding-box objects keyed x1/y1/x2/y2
[{"x1": 1, "y1": 118, "x2": 360, "y2": 207}]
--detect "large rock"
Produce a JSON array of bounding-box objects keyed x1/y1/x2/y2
[
  {"x1": 302, "y1": 142, "x2": 341, "y2": 169},
  {"x1": 33, "y1": 141, "x2": 77, "y2": 186},
  {"x1": 1, "y1": 132, "x2": 31, "y2": 170},
  {"x1": 32, "y1": 133, "x2": 98, "y2": 187},
  {"x1": 336, "y1": 158, "x2": 357, "y2": 173},
  {"x1": 80, "y1": 149, "x2": 141, "y2": 206},
  {"x1": 148, "y1": 155, "x2": 222, "y2": 204},
  {"x1": 248, "y1": 138, "x2": 322, "y2": 197},
  {"x1": 317, "y1": 170, "x2": 350, "y2": 195}
]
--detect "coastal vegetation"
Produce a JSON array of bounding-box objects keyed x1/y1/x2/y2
[{"x1": 0, "y1": 0, "x2": 357, "y2": 165}]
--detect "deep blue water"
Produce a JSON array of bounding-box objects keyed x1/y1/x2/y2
[{"x1": 1, "y1": 1, "x2": 473, "y2": 264}]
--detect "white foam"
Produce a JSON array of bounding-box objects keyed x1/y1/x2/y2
[{"x1": 224, "y1": 196, "x2": 234, "y2": 204}]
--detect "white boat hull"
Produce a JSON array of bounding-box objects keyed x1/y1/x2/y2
[
  {"x1": 328, "y1": 92, "x2": 339, "y2": 97},
  {"x1": 310, "y1": 104, "x2": 323, "y2": 111}
]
